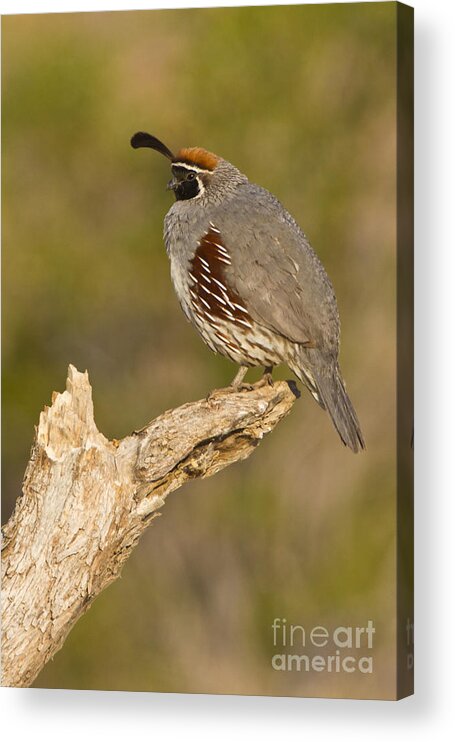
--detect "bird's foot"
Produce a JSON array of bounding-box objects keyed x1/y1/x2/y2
[
  {"x1": 230, "y1": 365, "x2": 249, "y2": 387},
  {"x1": 206, "y1": 365, "x2": 253, "y2": 403},
  {"x1": 255, "y1": 366, "x2": 274, "y2": 388},
  {"x1": 231, "y1": 381, "x2": 255, "y2": 392},
  {"x1": 228, "y1": 365, "x2": 254, "y2": 391},
  {"x1": 205, "y1": 383, "x2": 253, "y2": 403}
]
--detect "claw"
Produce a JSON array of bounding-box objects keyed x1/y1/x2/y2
[{"x1": 256, "y1": 366, "x2": 274, "y2": 388}]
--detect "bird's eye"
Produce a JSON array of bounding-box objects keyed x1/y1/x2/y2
[{"x1": 187, "y1": 172, "x2": 196, "y2": 181}]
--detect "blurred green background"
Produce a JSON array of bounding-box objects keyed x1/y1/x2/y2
[{"x1": 2, "y1": 3, "x2": 397, "y2": 698}]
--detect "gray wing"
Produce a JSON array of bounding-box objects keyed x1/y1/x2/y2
[{"x1": 213, "y1": 186, "x2": 340, "y2": 352}]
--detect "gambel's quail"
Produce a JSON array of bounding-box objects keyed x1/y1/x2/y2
[{"x1": 131, "y1": 132, "x2": 365, "y2": 452}]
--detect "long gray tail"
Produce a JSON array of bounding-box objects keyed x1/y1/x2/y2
[{"x1": 293, "y1": 362, "x2": 365, "y2": 453}]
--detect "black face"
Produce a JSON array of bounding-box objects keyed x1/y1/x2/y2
[{"x1": 170, "y1": 165, "x2": 201, "y2": 201}]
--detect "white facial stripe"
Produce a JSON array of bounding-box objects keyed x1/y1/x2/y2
[
  {"x1": 192, "y1": 175, "x2": 205, "y2": 200},
  {"x1": 172, "y1": 162, "x2": 213, "y2": 175}
]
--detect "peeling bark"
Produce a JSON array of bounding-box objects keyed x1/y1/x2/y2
[{"x1": 1, "y1": 365, "x2": 297, "y2": 687}]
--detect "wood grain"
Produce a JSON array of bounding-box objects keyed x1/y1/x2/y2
[{"x1": 1, "y1": 365, "x2": 297, "y2": 687}]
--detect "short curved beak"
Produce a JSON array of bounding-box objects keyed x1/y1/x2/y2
[{"x1": 166, "y1": 178, "x2": 177, "y2": 191}]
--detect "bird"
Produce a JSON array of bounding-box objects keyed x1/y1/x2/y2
[{"x1": 131, "y1": 131, "x2": 365, "y2": 452}]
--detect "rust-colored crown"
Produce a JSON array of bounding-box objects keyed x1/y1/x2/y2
[
  {"x1": 130, "y1": 133, "x2": 220, "y2": 172},
  {"x1": 175, "y1": 147, "x2": 219, "y2": 171}
]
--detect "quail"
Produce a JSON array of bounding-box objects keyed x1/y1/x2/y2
[{"x1": 131, "y1": 132, "x2": 365, "y2": 452}]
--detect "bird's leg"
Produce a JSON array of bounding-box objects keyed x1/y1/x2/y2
[
  {"x1": 230, "y1": 365, "x2": 249, "y2": 388},
  {"x1": 229, "y1": 365, "x2": 254, "y2": 391},
  {"x1": 255, "y1": 366, "x2": 274, "y2": 388},
  {"x1": 262, "y1": 365, "x2": 274, "y2": 386}
]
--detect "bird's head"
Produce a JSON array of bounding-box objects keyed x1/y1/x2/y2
[{"x1": 130, "y1": 132, "x2": 245, "y2": 202}]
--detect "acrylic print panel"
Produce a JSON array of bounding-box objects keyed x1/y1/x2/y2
[{"x1": 1, "y1": 2, "x2": 413, "y2": 699}]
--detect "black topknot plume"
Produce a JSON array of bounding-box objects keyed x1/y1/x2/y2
[{"x1": 130, "y1": 132, "x2": 175, "y2": 160}]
